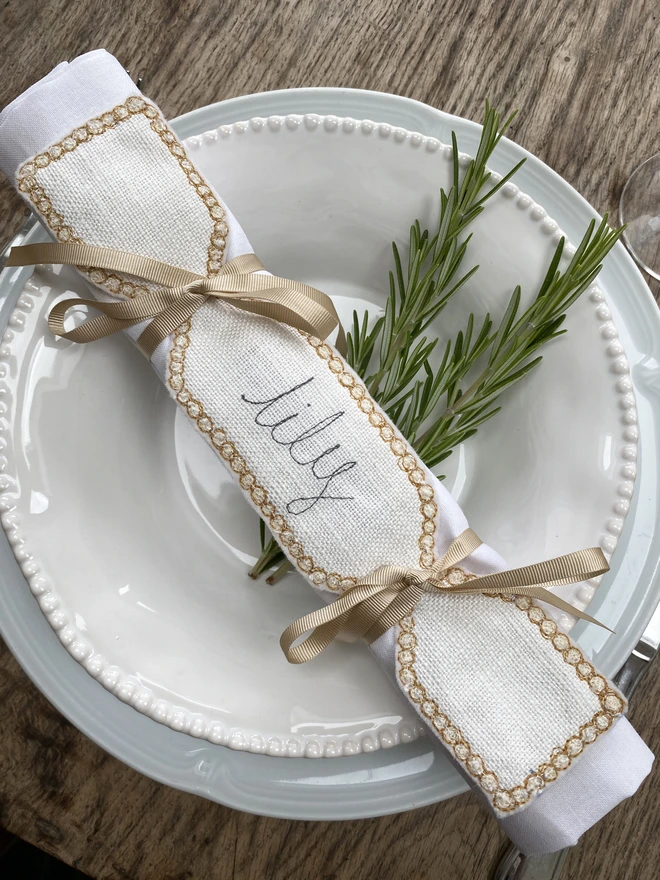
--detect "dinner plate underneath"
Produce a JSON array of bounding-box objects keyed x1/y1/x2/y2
[
  {"x1": 0, "y1": 114, "x2": 637, "y2": 757},
  {"x1": 1, "y1": 88, "x2": 658, "y2": 821}
]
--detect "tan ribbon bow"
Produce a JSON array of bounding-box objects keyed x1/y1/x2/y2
[
  {"x1": 280, "y1": 529, "x2": 611, "y2": 663},
  {"x1": 7, "y1": 242, "x2": 345, "y2": 358}
]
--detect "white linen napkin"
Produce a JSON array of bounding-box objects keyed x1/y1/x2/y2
[{"x1": 0, "y1": 50, "x2": 653, "y2": 854}]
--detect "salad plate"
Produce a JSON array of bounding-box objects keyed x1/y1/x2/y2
[{"x1": 0, "y1": 88, "x2": 659, "y2": 819}]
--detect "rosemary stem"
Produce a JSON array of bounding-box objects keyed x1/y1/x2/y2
[
  {"x1": 368, "y1": 327, "x2": 408, "y2": 396},
  {"x1": 266, "y1": 559, "x2": 293, "y2": 585},
  {"x1": 248, "y1": 538, "x2": 283, "y2": 579},
  {"x1": 248, "y1": 113, "x2": 621, "y2": 579}
]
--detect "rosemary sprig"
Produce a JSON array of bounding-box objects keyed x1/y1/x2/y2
[
  {"x1": 411, "y1": 216, "x2": 623, "y2": 469},
  {"x1": 351, "y1": 101, "x2": 524, "y2": 406},
  {"x1": 248, "y1": 105, "x2": 623, "y2": 581}
]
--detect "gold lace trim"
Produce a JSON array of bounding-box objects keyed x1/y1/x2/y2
[
  {"x1": 397, "y1": 573, "x2": 626, "y2": 813},
  {"x1": 307, "y1": 337, "x2": 438, "y2": 569}
]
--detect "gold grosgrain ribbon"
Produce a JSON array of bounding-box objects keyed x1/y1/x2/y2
[
  {"x1": 280, "y1": 529, "x2": 611, "y2": 664},
  {"x1": 6, "y1": 242, "x2": 345, "y2": 358}
]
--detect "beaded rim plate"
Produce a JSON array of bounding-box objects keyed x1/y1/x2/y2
[
  {"x1": 1, "y1": 90, "x2": 659, "y2": 821},
  {"x1": 0, "y1": 111, "x2": 639, "y2": 759}
]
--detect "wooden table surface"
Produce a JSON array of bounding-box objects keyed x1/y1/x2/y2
[{"x1": 1, "y1": 1, "x2": 659, "y2": 878}]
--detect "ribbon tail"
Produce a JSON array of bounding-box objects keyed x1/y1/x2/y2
[
  {"x1": 282, "y1": 611, "x2": 352, "y2": 664},
  {"x1": 223, "y1": 291, "x2": 336, "y2": 343},
  {"x1": 458, "y1": 546, "x2": 609, "y2": 595},
  {"x1": 443, "y1": 546, "x2": 611, "y2": 629},
  {"x1": 442, "y1": 573, "x2": 612, "y2": 632},
  {"x1": 334, "y1": 322, "x2": 347, "y2": 357},
  {"x1": 525, "y1": 586, "x2": 614, "y2": 632},
  {"x1": 433, "y1": 528, "x2": 482, "y2": 572},
  {"x1": 7, "y1": 242, "x2": 205, "y2": 287}
]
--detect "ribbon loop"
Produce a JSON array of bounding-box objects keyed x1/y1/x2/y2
[
  {"x1": 280, "y1": 529, "x2": 611, "y2": 664},
  {"x1": 7, "y1": 242, "x2": 345, "y2": 358}
]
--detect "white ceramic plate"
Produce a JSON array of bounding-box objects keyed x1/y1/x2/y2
[
  {"x1": 0, "y1": 112, "x2": 638, "y2": 758},
  {"x1": 1, "y1": 89, "x2": 659, "y2": 819}
]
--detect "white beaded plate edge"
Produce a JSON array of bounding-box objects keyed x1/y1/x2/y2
[{"x1": 0, "y1": 115, "x2": 637, "y2": 758}]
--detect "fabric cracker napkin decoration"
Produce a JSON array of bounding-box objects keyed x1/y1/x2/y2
[{"x1": 0, "y1": 50, "x2": 653, "y2": 855}]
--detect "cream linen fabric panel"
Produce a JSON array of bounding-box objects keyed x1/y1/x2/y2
[{"x1": 182, "y1": 304, "x2": 423, "y2": 576}]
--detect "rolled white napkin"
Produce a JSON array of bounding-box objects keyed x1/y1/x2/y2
[{"x1": 0, "y1": 50, "x2": 652, "y2": 854}]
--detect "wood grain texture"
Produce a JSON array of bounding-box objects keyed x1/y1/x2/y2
[{"x1": 0, "y1": 1, "x2": 659, "y2": 878}]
